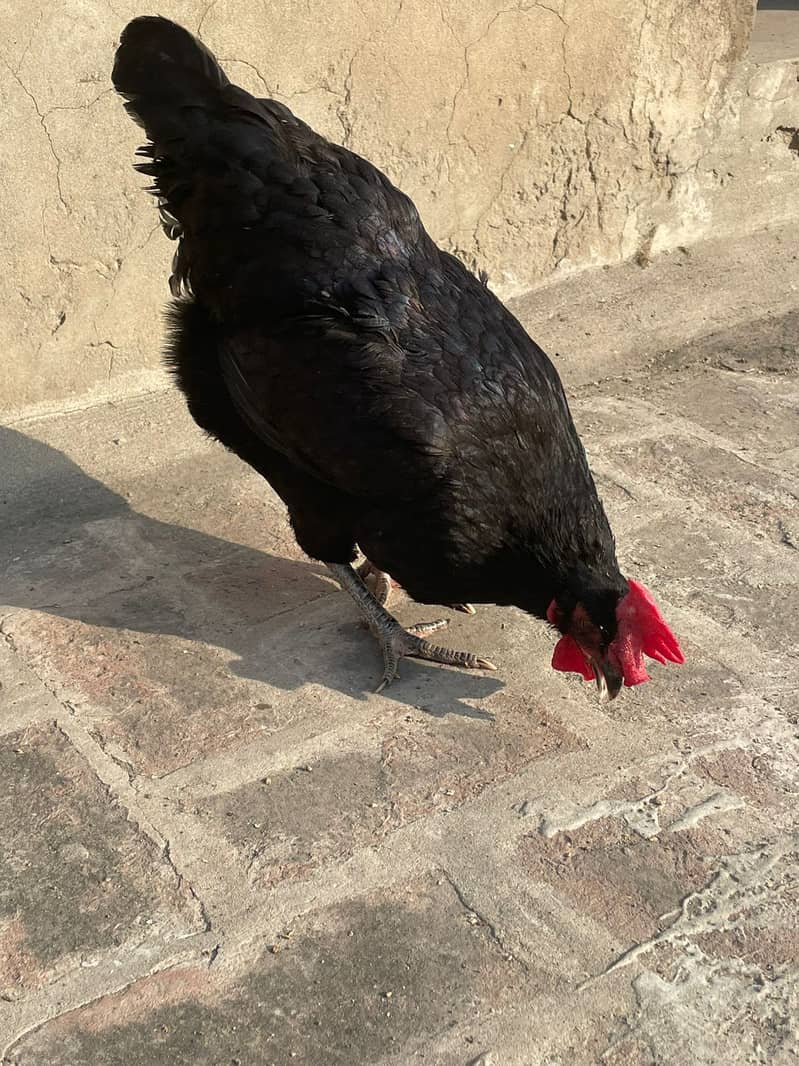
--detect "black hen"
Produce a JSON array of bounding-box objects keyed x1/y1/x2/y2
[{"x1": 112, "y1": 17, "x2": 683, "y2": 698}]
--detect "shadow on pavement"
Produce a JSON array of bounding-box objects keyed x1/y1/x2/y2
[{"x1": 0, "y1": 426, "x2": 501, "y2": 721}]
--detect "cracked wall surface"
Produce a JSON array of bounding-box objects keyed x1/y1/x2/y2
[{"x1": 2, "y1": 0, "x2": 797, "y2": 411}]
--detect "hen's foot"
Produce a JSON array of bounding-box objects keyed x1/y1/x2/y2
[
  {"x1": 328, "y1": 563, "x2": 496, "y2": 691},
  {"x1": 373, "y1": 616, "x2": 495, "y2": 693}
]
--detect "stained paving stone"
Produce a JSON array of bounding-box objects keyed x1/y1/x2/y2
[
  {"x1": 4, "y1": 874, "x2": 526, "y2": 1066},
  {"x1": 201, "y1": 701, "x2": 584, "y2": 886},
  {"x1": 0, "y1": 724, "x2": 203, "y2": 1000},
  {"x1": 693, "y1": 747, "x2": 790, "y2": 810},
  {"x1": 0, "y1": 591, "x2": 511, "y2": 777},
  {"x1": 609, "y1": 435, "x2": 798, "y2": 546},
  {"x1": 1, "y1": 611, "x2": 281, "y2": 777},
  {"x1": 632, "y1": 366, "x2": 799, "y2": 464},
  {"x1": 623, "y1": 512, "x2": 799, "y2": 648},
  {"x1": 517, "y1": 806, "x2": 799, "y2": 997},
  {"x1": 520, "y1": 818, "x2": 726, "y2": 953}
]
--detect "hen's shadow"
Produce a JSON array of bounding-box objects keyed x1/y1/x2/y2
[{"x1": 0, "y1": 426, "x2": 500, "y2": 720}]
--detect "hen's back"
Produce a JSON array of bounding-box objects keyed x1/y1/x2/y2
[{"x1": 114, "y1": 17, "x2": 428, "y2": 324}]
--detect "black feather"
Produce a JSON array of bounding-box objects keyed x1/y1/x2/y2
[{"x1": 114, "y1": 17, "x2": 625, "y2": 621}]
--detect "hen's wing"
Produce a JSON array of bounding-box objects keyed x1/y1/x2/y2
[{"x1": 216, "y1": 236, "x2": 583, "y2": 512}]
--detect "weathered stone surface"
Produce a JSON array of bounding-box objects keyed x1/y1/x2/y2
[
  {"x1": 632, "y1": 365, "x2": 799, "y2": 463},
  {"x1": 626, "y1": 513, "x2": 799, "y2": 649},
  {"x1": 201, "y1": 697, "x2": 584, "y2": 886},
  {"x1": 521, "y1": 817, "x2": 730, "y2": 955},
  {"x1": 0, "y1": 724, "x2": 202, "y2": 1001},
  {"x1": 2, "y1": 242, "x2": 799, "y2": 1063},
  {"x1": 609, "y1": 434, "x2": 797, "y2": 546},
  {"x1": 5, "y1": 875, "x2": 525, "y2": 1065}
]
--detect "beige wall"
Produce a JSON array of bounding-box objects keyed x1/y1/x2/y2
[{"x1": 2, "y1": 0, "x2": 796, "y2": 412}]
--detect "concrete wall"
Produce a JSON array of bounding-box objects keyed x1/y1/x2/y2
[{"x1": 2, "y1": 0, "x2": 796, "y2": 412}]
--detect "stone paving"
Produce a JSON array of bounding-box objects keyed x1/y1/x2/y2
[{"x1": 1, "y1": 275, "x2": 798, "y2": 1063}]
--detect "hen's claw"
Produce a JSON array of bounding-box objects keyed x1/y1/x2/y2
[
  {"x1": 375, "y1": 621, "x2": 496, "y2": 692},
  {"x1": 328, "y1": 563, "x2": 496, "y2": 691}
]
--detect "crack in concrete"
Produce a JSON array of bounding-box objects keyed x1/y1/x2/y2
[
  {"x1": 444, "y1": 2, "x2": 534, "y2": 149},
  {"x1": 163, "y1": 838, "x2": 213, "y2": 933},
  {"x1": 45, "y1": 87, "x2": 115, "y2": 114},
  {"x1": 466, "y1": 2, "x2": 578, "y2": 263},
  {"x1": 3, "y1": 61, "x2": 68, "y2": 213},
  {"x1": 444, "y1": 12, "x2": 491, "y2": 147},
  {"x1": 444, "y1": 873, "x2": 530, "y2": 973},
  {"x1": 337, "y1": 0, "x2": 404, "y2": 149},
  {"x1": 0, "y1": 64, "x2": 112, "y2": 225},
  {"x1": 196, "y1": 0, "x2": 219, "y2": 42},
  {"x1": 221, "y1": 56, "x2": 272, "y2": 96},
  {"x1": 11, "y1": 8, "x2": 44, "y2": 77}
]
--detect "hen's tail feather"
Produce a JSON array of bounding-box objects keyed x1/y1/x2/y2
[
  {"x1": 113, "y1": 17, "x2": 254, "y2": 295},
  {"x1": 113, "y1": 17, "x2": 314, "y2": 307},
  {"x1": 112, "y1": 16, "x2": 228, "y2": 137}
]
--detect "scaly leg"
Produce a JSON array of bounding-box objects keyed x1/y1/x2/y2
[{"x1": 328, "y1": 563, "x2": 496, "y2": 692}]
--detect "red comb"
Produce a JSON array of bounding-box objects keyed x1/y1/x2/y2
[{"x1": 617, "y1": 579, "x2": 685, "y2": 678}]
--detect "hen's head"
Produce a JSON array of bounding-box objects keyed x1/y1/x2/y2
[{"x1": 547, "y1": 577, "x2": 684, "y2": 700}]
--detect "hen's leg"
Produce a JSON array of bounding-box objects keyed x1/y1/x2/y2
[
  {"x1": 327, "y1": 563, "x2": 496, "y2": 692},
  {"x1": 357, "y1": 558, "x2": 476, "y2": 615}
]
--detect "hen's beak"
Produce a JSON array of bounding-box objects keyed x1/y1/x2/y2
[{"x1": 590, "y1": 656, "x2": 624, "y2": 703}]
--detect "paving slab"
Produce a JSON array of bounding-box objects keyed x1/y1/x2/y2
[
  {"x1": 0, "y1": 723, "x2": 205, "y2": 1004},
  {"x1": 2, "y1": 242, "x2": 799, "y2": 1062},
  {"x1": 4, "y1": 874, "x2": 527, "y2": 1066}
]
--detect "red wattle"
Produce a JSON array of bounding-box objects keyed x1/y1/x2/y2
[{"x1": 551, "y1": 634, "x2": 594, "y2": 681}]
